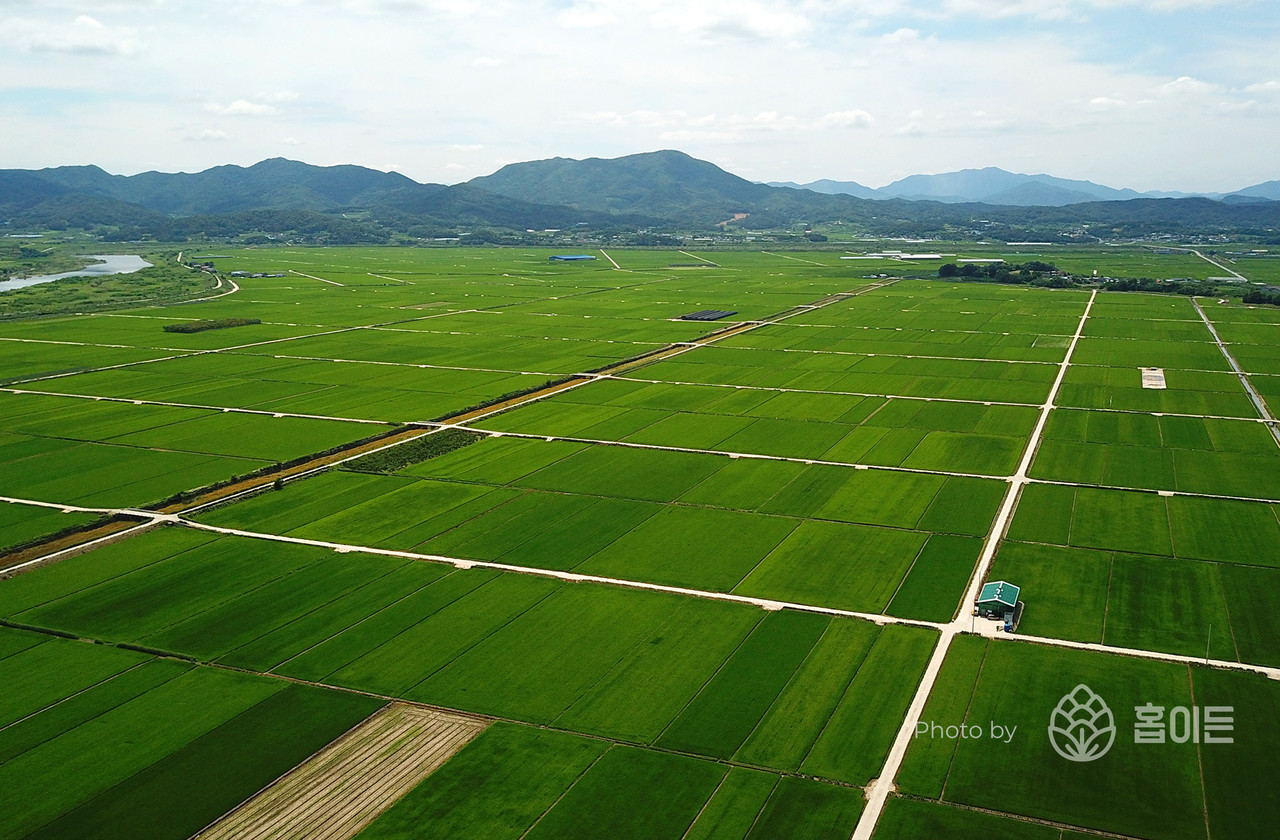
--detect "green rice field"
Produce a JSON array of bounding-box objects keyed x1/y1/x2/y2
[{"x1": 2, "y1": 245, "x2": 1278, "y2": 839}]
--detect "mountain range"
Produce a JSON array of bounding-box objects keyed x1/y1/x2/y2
[
  {"x1": 2, "y1": 151, "x2": 1278, "y2": 244},
  {"x1": 768, "y1": 166, "x2": 1280, "y2": 207}
]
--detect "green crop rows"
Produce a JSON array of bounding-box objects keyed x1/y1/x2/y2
[{"x1": 1, "y1": 246, "x2": 1278, "y2": 839}]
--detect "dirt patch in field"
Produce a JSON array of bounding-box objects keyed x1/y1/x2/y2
[{"x1": 195, "y1": 703, "x2": 487, "y2": 840}]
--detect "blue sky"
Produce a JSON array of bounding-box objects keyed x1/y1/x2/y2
[{"x1": 1, "y1": 0, "x2": 1276, "y2": 192}]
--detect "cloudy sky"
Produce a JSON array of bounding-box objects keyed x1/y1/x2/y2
[{"x1": 2, "y1": 0, "x2": 1277, "y2": 192}]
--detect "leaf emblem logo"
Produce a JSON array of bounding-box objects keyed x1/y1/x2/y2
[{"x1": 1048, "y1": 684, "x2": 1116, "y2": 762}]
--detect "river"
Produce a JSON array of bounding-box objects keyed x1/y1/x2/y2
[{"x1": 0, "y1": 254, "x2": 154, "y2": 292}]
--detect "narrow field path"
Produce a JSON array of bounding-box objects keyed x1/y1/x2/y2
[
  {"x1": 761, "y1": 251, "x2": 827, "y2": 266},
  {"x1": 1192, "y1": 297, "x2": 1280, "y2": 447},
  {"x1": 0, "y1": 387, "x2": 392, "y2": 426},
  {"x1": 676, "y1": 250, "x2": 718, "y2": 265},
  {"x1": 195, "y1": 703, "x2": 487, "y2": 840},
  {"x1": 289, "y1": 269, "x2": 346, "y2": 287},
  {"x1": 1190, "y1": 248, "x2": 1248, "y2": 281},
  {"x1": 7, "y1": 488, "x2": 1280, "y2": 686},
  {"x1": 850, "y1": 288, "x2": 1098, "y2": 840}
]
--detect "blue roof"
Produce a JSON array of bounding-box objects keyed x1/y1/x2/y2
[
  {"x1": 978, "y1": 580, "x2": 1020, "y2": 607},
  {"x1": 549, "y1": 255, "x2": 597, "y2": 261}
]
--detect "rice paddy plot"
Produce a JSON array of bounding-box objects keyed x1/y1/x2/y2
[
  {"x1": 0, "y1": 526, "x2": 936, "y2": 779},
  {"x1": 872, "y1": 797, "x2": 1067, "y2": 839},
  {"x1": 720, "y1": 322, "x2": 1070, "y2": 363},
  {"x1": 356, "y1": 722, "x2": 866, "y2": 840},
  {"x1": 1048, "y1": 250, "x2": 1216, "y2": 282},
  {"x1": 0, "y1": 435, "x2": 263, "y2": 509},
  {"x1": 201, "y1": 436, "x2": 1006, "y2": 614},
  {"x1": 10, "y1": 249, "x2": 1280, "y2": 840},
  {"x1": 1031, "y1": 409, "x2": 1280, "y2": 498},
  {"x1": 0, "y1": 627, "x2": 382, "y2": 840},
  {"x1": 0, "y1": 501, "x2": 100, "y2": 554},
  {"x1": 0, "y1": 341, "x2": 173, "y2": 385},
  {"x1": 477, "y1": 375, "x2": 1037, "y2": 473},
  {"x1": 996, "y1": 484, "x2": 1280, "y2": 662},
  {"x1": 896, "y1": 637, "x2": 1280, "y2": 840}
]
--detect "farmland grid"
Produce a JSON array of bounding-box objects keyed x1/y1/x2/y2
[{"x1": 2, "y1": 248, "x2": 1279, "y2": 839}]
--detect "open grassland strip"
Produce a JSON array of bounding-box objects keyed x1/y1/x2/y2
[
  {"x1": 850, "y1": 289, "x2": 1098, "y2": 840},
  {"x1": 448, "y1": 426, "x2": 1001, "y2": 482},
  {"x1": 195, "y1": 703, "x2": 487, "y2": 840},
  {"x1": 1192, "y1": 297, "x2": 1280, "y2": 447},
  {"x1": 0, "y1": 387, "x2": 391, "y2": 426}
]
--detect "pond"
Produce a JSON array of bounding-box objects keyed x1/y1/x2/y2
[{"x1": 0, "y1": 254, "x2": 153, "y2": 292}]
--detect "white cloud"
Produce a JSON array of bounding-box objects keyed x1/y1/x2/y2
[
  {"x1": 209, "y1": 99, "x2": 277, "y2": 116},
  {"x1": 281, "y1": 136, "x2": 301, "y2": 144},
  {"x1": 187, "y1": 128, "x2": 231, "y2": 141},
  {"x1": 1158, "y1": 75, "x2": 1220, "y2": 96},
  {"x1": 648, "y1": 1, "x2": 813, "y2": 42},
  {"x1": 557, "y1": 3, "x2": 616, "y2": 28},
  {"x1": 937, "y1": 0, "x2": 1248, "y2": 18},
  {"x1": 880, "y1": 26, "x2": 920, "y2": 42},
  {"x1": 573, "y1": 110, "x2": 689, "y2": 128},
  {"x1": 818, "y1": 110, "x2": 874, "y2": 127},
  {"x1": 2, "y1": 14, "x2": 139, "y2": 55}
]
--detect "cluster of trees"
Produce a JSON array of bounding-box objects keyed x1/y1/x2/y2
[
  {"x1": 163, "y1": 318, "x2": 262, "y2": 334},
  {"x1": 1100, "y1": 277, "x2": 1221, "y2": 296},
  {"x1": 937, "y1": 260, "x2": 1066, "y2": 286},
  {"x1": 937, "y1": 261, "x2": 1239, "y2": 298},
  {"x1": 1243, "y1": 289, "x2": 1280, "y2": 305}
]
